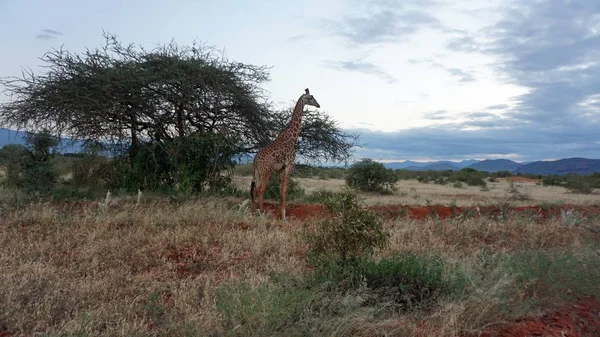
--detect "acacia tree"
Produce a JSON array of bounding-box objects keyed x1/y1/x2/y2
[{"x1": 0, "y1": 32, "x2": 358, "y2": 191}]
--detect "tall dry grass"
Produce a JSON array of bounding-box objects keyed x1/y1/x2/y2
[{"x1": 0, "y1": 192, "x2": 598, "y2": 336}]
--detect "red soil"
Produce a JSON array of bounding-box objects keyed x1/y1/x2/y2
[
  {"x1": 466, "y1": 297, "x2": 600, "y2": 337},
  {"x1": 260, "y1": 202, "x2": 600, "y2": 222}
]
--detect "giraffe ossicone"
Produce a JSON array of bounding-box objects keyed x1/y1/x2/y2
[{"x1": 250, "y1": 88, "x2": 321, "y2": 220}]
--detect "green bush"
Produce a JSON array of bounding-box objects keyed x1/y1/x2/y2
[
  {"x1": 345, "y1": 158, "x2": 398, "y2": 194},
  {"x1": 262, "y1": 175, "x2": 305, "y2": 201},
  {"x1": 0, "y1": 144, "x2": 27, "y2": 188},
  {"x1": 122, "y1": 132, "x2": 240, "y2": 193},
  {"x1": 305, "y1": 190, "x2": 388, "y2": 264},
  {"x1": 304, "y1": 188, "x2": 338, "y2": 203},
  {"x1": 324, "y1": 254, "x2": 464, "y2": 309},
  {"x1": 20, "y1": 131, "x2": 59, "y2": 194}
]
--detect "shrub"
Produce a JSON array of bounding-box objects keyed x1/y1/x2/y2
[
  {"x1": 0, "y1": 144, "x2": 27, "y2": 188},
  {"x1": 305, "y1": 190, "x2": 388, "y2": 264},
  {"x1": 20, "y1": 131, "x2": 59, "y2": 194},
  {"x1": 304, "y1": 188, "x2": 338, "y2": 203},
  {"x1": 262, "y1": 175, "x2": 305, "y2": 201},
  {"x1": 345, "y1": 158, "x2": 398, "y2": 194},
  {"x1": 564, "y1": 177, "x2": 595, "y2": 194},
  {"x1": 122, "y1": 132, "x2": 240, "y2": 193}
]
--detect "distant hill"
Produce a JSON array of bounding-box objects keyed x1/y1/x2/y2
[
  {"x1": 0, "y1": 127, "x2": 83, "y2": 153},
  {"x1": 383, "y1": 161, "x2": 429, "y2": 169},
  {"x1": 515, "y1": 158, "x2": 600, "y2": 175},
  {"x1": 0, "y1": 128, "x2": 25, "y2": 147},
  {"x1": 467, "y1": 159, "x2": 521, "y2": 172},
  {"x1": 404, "y1": 162, "x2": 461, "y2": 171},
  {"x1": 384, "y1": 159, "x2": 477, "y2": 170}
]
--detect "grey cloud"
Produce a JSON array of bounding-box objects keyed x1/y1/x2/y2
[
  {"x1": 409, "y1": 57, "x2": 475, "y2": 83},
  {"x1": 323, "y1": 0, "x2": 448, "y2": 46},
  {"x1": 464, "y1": 112, "x2": 496, "y2": 119},
  {"x1": 42, "y1": 29, "x2": 62, "y2": 36},
  {"x1": 447, "y1": 68, "x2": 475, "y2": 82},
  {"x1": 347, "y1": 116, "x2": 600, "y2": 161},
  {"x1": 36, "y1": 28, "x2": 62, "y2": 40},
  {"x1": 422, "y1": 110, "x2": 450, "y2": 120},
  {"x1": 446, "y1": 35, "x2": 481, "y2": 52},
  {"x1": 449, "y1": 1, "x2": 600, "y2": 122},
  {"x1": 324, "y1": 59, "x2": 396, "y2": 83},
  {"x1": 486, "y1": 104, "x2": 508, "y2": 110}
]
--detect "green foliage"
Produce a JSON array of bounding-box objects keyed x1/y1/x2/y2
[
  {"x1": 305, "y1": 190, "x2": 388, "y2": 264},
  {"x1": 345, "y1": 158, "x2": 398, "y2": 194},
  {"x1": 542, "y1": 174, "x2": 600, "y2": 194},
  {"x1": 262, "y1": 175, "x2": 306, "y2": 201},
  {"x1": 564, "y1": 175, "x2": 600, "y2": 194},
  {"x1": 492, "y1": 170, "x2": 512, "y2": 178},
  {"x1": 455, "y1": 168, "x2": 487, "y2": 187},
  {"x1": 20, "y1": 131, "x2": 59, "y2": 194},
  {"x1": 293, "y1": 164, "x2": 347, "y2": 180},
  {"x1": 303, "y1": 188, "x2": 338, "y2": 203},
  {"x1": 215, "y1": 253, "x2": 466, "y2": 336},
  {"x1": 398, "y1": 167, "x2": 487, "y2": 187},
  {"x1": 70, "y1": 141, "x2": 112, "y2": 189},
  {"x1": 0, "y1": 144, "x2": 27, "y2": 188},
  {"x1": 216, "y1": 280, "x2": 311, "y2": 336},
  {"x1": 122, "y1": 132, "x2": 240, "y2": 193},
  {"x1": 315, "y1": 254, "x2": 466, "y2": 309}
]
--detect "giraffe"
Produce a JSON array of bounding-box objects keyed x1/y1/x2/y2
[{"x1": 250, "y1": 88, "x2": 320, "y2": 220}]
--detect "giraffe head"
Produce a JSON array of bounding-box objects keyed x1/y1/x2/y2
[{"x1": 301, "y1": 88, "x2": 320, "y2": 108}]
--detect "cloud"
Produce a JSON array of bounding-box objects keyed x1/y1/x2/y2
[
  {"x1": 485, "y1": 104, "x2": 508, "y2": 110},
  {"x1": 409, "y1": 57, "x2": 476, "y2": 83},
  {"x1": 422, "y1": 110, "x2": 450, "y2": 120},
  {"x1": 448, "y1": 0, "x2": 600, "y2": 126},
  {"x1": 348, "y1": 116, "x2": 600, "y2": 161},
  {"x1": 36, "y1": 28, "x2": 62, "y2": 40},
  {"x1": 463, "y1": 112, "x2": 496, "y2": 119},
  {"x1": 42, "y1": 29, "x2": 62, "y2": 35},
  {"x1": 324, "y1": 59, "x2": 396, "y2": 83},
  {"x1": 446, "y1": 67, "x2": 476, "y2": 82},
  {"x1": 323, "y1": 0, "x2": 447, "y2": 46}
]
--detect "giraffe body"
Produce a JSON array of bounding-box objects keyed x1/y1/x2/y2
[{"x1": 251, "y1": 88, "x2": 320, "y2": 220}]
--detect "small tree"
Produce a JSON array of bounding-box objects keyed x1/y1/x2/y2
[
  {"x1": 345, "y1": 158, "x2": 398, "y2": 194},
  {"x1": 21, "y1": 131, "x2": 59, "y2": 193},
  {"x1": 306, "y1": 190, "x2": 388, "y2": 265}
]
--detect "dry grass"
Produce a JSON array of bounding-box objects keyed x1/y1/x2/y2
[
  {"x1": 1, "y1": 189, "x2": 598, "y2": 336},
  {"x1": 0, "y1": 197, "x2": 307, "y2": 336},
  {"x1": 233, "y1": 175, "x2": 600, "y2": 206}
]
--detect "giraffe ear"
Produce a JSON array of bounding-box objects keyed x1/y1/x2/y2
[{"x1": 305, "y1": 88, "x2": 310, "y2": 95}]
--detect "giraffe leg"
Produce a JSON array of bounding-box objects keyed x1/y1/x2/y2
[
  {"x1": 256, "y1": 172, "x2": 270, "y2": 214},
  {"x1": 279, "y1": 169, "x2": 289, "y2": 221}
]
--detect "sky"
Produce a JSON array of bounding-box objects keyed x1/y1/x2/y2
[{"x1": 1, "y1": 0, "x2": 599, "y2": 163}]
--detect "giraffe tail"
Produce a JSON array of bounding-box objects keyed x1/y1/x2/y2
[{"x1": 250, "y1": 181, "x2": 255, "y2": 203}]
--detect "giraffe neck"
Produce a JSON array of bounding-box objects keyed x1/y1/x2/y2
[{"x1": 286, "y1": 97, "x2": 305, "y2": 141}]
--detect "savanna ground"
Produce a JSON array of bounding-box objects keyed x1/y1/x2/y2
[{"x1": 1, "y1": 172, "x2": 600, "y2": 336}]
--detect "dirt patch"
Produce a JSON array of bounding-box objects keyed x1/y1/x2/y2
[
  {"x1": 261, "y1": 202, "x2": 325, "y2": 221},
  {"x1": 259, "y1": 202, "x2": 600, "y2": 222},
  {"x1": 467, "y1": 297, "x2": 600, "y2": 337}
]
